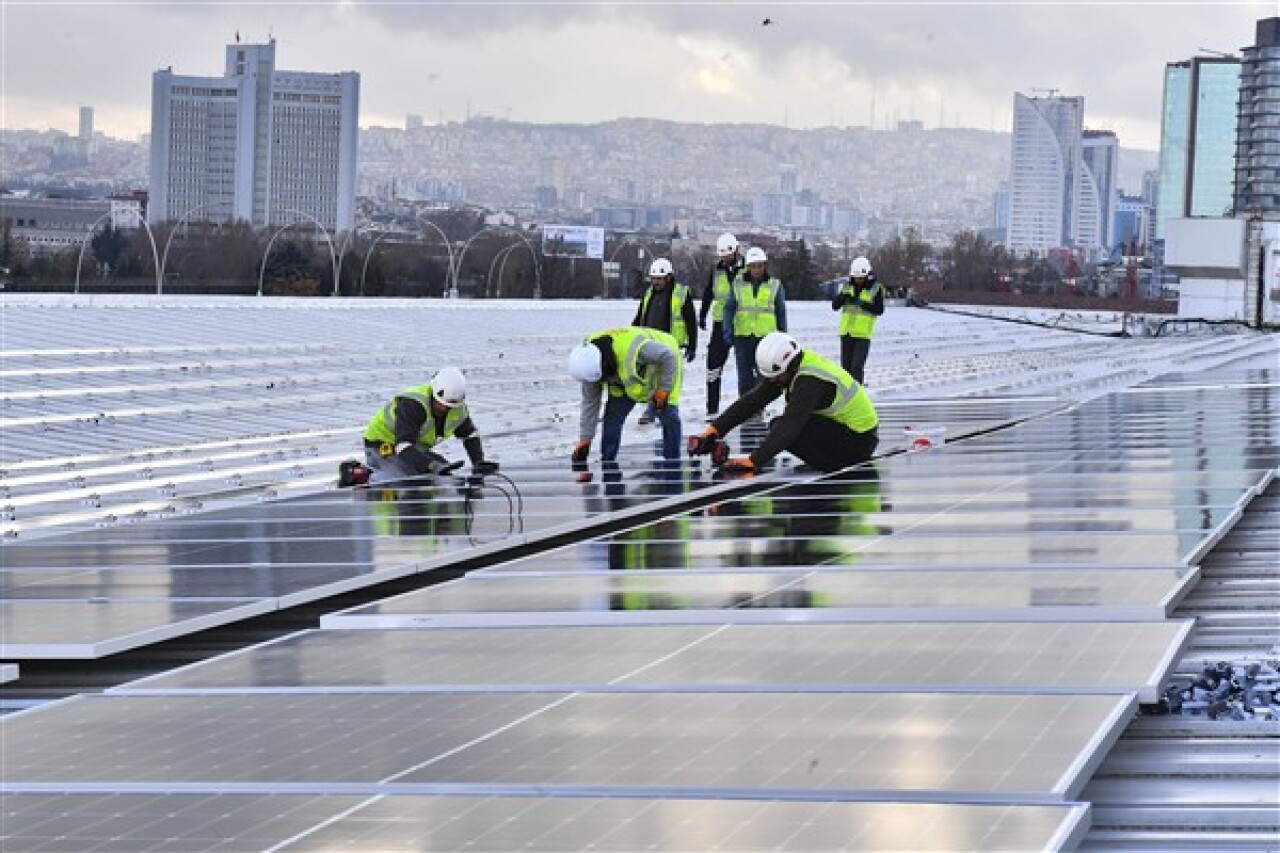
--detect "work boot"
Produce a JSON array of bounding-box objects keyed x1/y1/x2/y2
[
  {"x1": 637, "y1": 413, "x2": 654, "y2": 425},
  {"x1": 337, "y1": 460, "x2": 371, "y2": 488}
]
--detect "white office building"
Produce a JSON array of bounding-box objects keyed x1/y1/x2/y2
[
  {"x1": 150, "y1": 39, "x2": 359, "y2": 232},
  {"x1": 1079, "y1": 130, "x2": 1118, "y2": 255},
  {"x1": 1007, "y1": 93, "x2": 1085, "y2": 254}
]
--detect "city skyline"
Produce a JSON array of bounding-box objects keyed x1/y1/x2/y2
[{"x1": 2, "y1": 1, "x2": 1269, "y2": 150}]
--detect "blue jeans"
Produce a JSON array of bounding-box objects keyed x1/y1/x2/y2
[
  {"x1": 601, "y1": 395, "x2": 682, "y2": 461},
  {"x1": 733, "y1": 336, "x2": 762, "y2": 397}
]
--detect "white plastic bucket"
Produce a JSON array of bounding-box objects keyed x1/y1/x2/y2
[{"x1": 903, "y1": 425, "x2": 947, "y2": 452}]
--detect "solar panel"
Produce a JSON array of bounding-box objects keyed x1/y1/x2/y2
[
  {"x1": 0, "y1": 691, "x2": 1135, "y2": 801},
  {"x1": 321, "y1": 567, "x2": 1200, "y2": 627},
  {"x1": 120, "y1": 621, "x2": 1191, "y2": 702},
  {"x1": 0, "y1": 793, "x2": 1090, "y2": 853}
]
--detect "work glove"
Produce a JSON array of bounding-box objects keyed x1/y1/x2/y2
[
  {"x1": 570, "y1": 439, "x2": 591, "y2": 464},
  {"x1": 721, "y1": 456, "x2": 757, "y2": 476},
  {"x1": 473, "y1": 460, "x2": 500, "y2": 476},
  {"x1": 687, "y1": 425, "x2": 720, "y2": 456},
  {"x1": 831, "y1": 292, "x2": 847, "y2": 310},
  {"x1": 653, "y1": 388, "x2": 670, "y2": 410},
  {"x1": 866, "y1": 273, "x2": 878, "y2": 286},
  {"x1": 683, "y1": 346, "x2": 697, "y2": 363},
  {"x1": 398, "y1": 445, "x2": 444, "y2": 475}
]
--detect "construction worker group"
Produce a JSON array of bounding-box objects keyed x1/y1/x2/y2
[{"x1": 339, "y1": 233, "x2": 884, "y2": 488}]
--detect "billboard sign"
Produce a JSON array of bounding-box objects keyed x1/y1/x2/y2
[{"x1": 542, "y1": 225, "x2": 605, "y2": 259}]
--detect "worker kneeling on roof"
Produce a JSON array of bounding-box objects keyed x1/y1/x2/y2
[
  {"x1": 338, "y1": 367, "x2": 498, "y2": 487},
  {"x1": 688, "y1": 332, "x2": 878, "y2": 475}
]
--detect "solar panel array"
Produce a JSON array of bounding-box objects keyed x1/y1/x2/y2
[{"x1": 2, "y1": 296, "x2": 1277, "y2": 851}]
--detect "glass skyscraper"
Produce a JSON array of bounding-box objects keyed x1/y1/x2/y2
[{"x1": 1155, "y1": 57, "x2": 1241, "y2": 238}]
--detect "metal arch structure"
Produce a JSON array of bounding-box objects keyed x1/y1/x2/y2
[
  {"x1": 357, "y1": 229, "x2": 394, "y2": 297},
  {"x1": 73, "y1": 211, "x2": 164, "y2": 295},
  {"x1": 486, "y1": 242, "x2": 527, "y2": 298},
  {"x1": 454, "y1": 225, "x2": 542, "y2": 300},
  {"x1": 416, "y1": 218, "x2": 459, "y2": 298},
  {"x1": 606, "y1": 237, "x2": 659, "y2": 300},
  {"x1": 256, "y1": 210, "x2": 339, "y2": 298},
  {"x1": 158, "y1": 202, "x2": 223, "y2": 288}
]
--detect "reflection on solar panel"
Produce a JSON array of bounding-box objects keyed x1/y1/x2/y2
[{"x1": 3, "y1": 297, "x2": 1277, "y2": 850}]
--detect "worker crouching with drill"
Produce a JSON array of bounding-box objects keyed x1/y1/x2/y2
[
  {"x1": 689, "y1": 332, "x2": 878, "y2": 475},
  {"x1": 341, "y1": 367, "x2": 499, "y2": 486},
  {"x1": 567, "y1": 327, "x2": 683, "y2": 465}
]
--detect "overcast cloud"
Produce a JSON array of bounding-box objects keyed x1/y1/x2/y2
[{"x1": 1, "y1": 1, "x2": 1270, "y2": 150}]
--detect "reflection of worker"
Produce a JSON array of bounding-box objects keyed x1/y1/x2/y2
[
  {"x1": 831, "y1": 256, "x2": 885, "y2": 383},
  {"x1": 567, "y1": 327, "x2": 683, "y2": 463},
  {"x1": 722, "y1": 246, "x2": 787, "y2": 399},
  {"x1": 690, "y1": 332, "x2": 878, "y2": 475},
  {"x1": 698, "y1": 233, "x2": 742, "y2": 417},
  {"x1": 633, "y1": 257, "x2": 697, "y2": 425},
  {"x1": 340, "y1": 367, "x2": 499, "y2": 486}
]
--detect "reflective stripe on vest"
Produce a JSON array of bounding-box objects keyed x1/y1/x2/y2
[
  {"x1": 640, "y1": 282, "x2": 690, "y2": 346},
  {"x1": 790, "y1": 350, "x2": 878, "y2": 432},
  {"x1": 363, "y1": 383, "x2": 468, "y2": 446},
  {"x1": 839, "y1": 281, "x2": 883, "y2": 338},
  {"x1": 732, "y1": 276, "x2": 780, "y2": 338},
  {"x1": 711, "y1": 268, "x2": 734, "y2": 323},
  {"x1": 589, "y1": 327, "x2": 683, "y2": 404}
]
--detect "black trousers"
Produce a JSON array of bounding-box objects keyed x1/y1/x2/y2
[
  {"x1": 705, "y1": 322, "x2": 731, "y2": 414},
  {"x1": 840, "y1": 335, "x2": 872, "y2": 385},
  {"x1": 773, "y1": 415, "x2": 878, "y2": 473}
]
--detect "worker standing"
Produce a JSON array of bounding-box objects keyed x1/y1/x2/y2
[
  {"x1": 831, "y1": 256, "x2": 885, "y2": 384},
  {"x1": 339, "y1": 367, "x2": 499, "y2": 486},
  {"x1": 698, "y1": 232, "x2": 742, "y2": 418},
  {"x1": 567, "y1": 327, "x2": 683, "y2": 464},
  {"x1": 689, "y1": 332, "x2": 877, "y2": 475},
  {"x1": 632, "y1": 257, "x2": 697, "y2": 425},
  {"x1": 722, "y1": 246, "x2": 787, "y2": 400}
]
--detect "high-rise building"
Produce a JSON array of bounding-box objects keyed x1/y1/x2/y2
[
  {"x1": 1234, "y1": 18, "x2": 1280, "y2": 214},
  {"x1": 1006, "y1": 93, "x2": 1085, "y2": 254},
  {"x1": 78, "y1": 106, "x2": 93, "y2": 141},
  {"x1": 149, "y1": 39, "x2": 359, "y2": 231},
  {"x1": 1155, "y1": 56, "x2": 1240, "y2": 238},
  {"x1": 405, "y1": 113, "x2": 423, "y2": 131},
  {"x1": 1080, "y1": 130, "x2": 1119, "y2": 254}
]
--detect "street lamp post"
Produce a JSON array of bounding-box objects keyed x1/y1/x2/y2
[{"x1": 73, "y1": 213, "x2": 113, "y2": 295}]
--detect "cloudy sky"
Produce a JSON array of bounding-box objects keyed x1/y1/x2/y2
[{"x1": 1, "y1": 1, "x2": 1271, "y2": 150}]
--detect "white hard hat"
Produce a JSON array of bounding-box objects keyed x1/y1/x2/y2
[
  {"x1": 850, "y1": 256, "x2": 872, "y2": 277},
  {"x1": 567, "y1": 342, "x2": 603, "y2": 383},
  {"x1": 648, "y1": 258, "x2": 674, "y2": 278},
  {"x1": 431, "y1": 367, "x2": 467, "y2": 408},
  {"x1": 744, "y1": 246, "x2": 768, "y2": 265},
  {"x1": 715, "y1": 232, "x2": 739, "y2": 257},
  {"x1": 755, "y1": 331, "x2": 800, "y2": 378}
]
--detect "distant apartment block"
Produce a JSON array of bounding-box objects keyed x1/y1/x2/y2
[
  {"x1": 1234, "y1": 17, "x2": 1280, "y2": 214},
  {"x1": 78, "y1": 106, "x2": 93, "y2": 141},
  {"x1": 1006, "y1": 93, "x2": 1085, "y2": 254},
  {"x1": 150, "y1": 39, "x2": 359, "y2": 231},
  {"x1": 1156, "y1": 56, "x2": 1240, "y2": 238}
]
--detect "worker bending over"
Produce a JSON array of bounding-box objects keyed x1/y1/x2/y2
[{"x1": 689, "y1": 332, "x2": 877, "y2": 474}]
